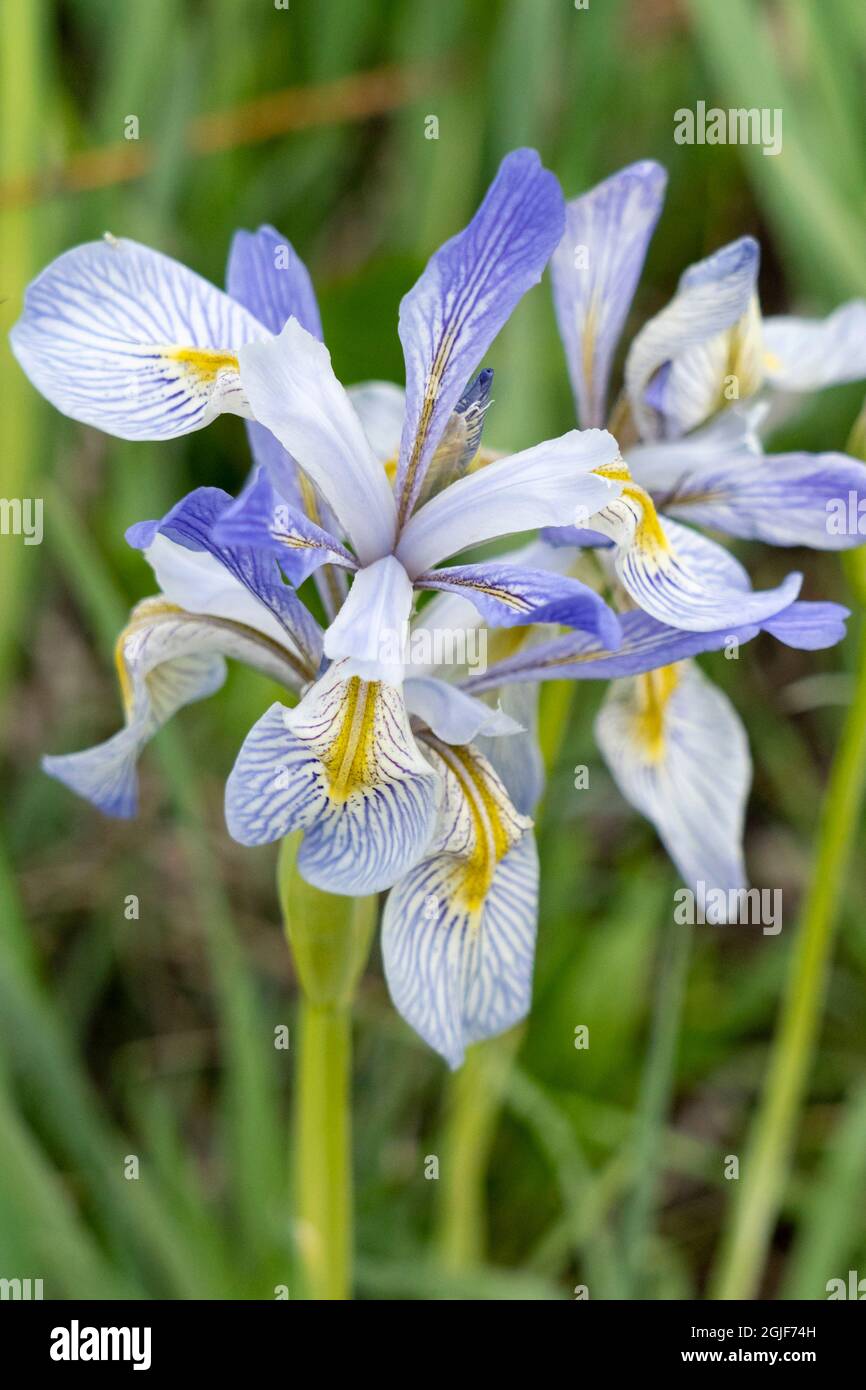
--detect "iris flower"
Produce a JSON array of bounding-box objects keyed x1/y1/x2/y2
[{"x1": 541, "y1": 159, "x2": 866, "y2": 904}]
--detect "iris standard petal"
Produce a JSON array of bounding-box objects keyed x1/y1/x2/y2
[
  {"x1": 763, "y1": 301, "x2": 866, "y2": 392},
  {"x1": 596, "y1": 661, "x2": 750, "y2": 910},
  {"x1": 225, "y1": 663, "x2": 439, "y2": 893},
  {"x1": 395, "y1": 428, "x2": 622, "y2": 574},
  {"x1": 625, "y1": 236, "x2": 760, "y2": 440},
  {"x1": 394, "y1": 148, "x2": 564, "y2": 523},
  {"x1": 238, "y1": 318, "x2": 398, "y2": 563},
  {"x1": 551, "y1": 160, "x2": 667, "y2": 427},
  {"x1": 415, "y1": 560, "x2": 621, "y2": 646},
  {"x1": 381, "y1": 738, "x2": 537, "y2": 1068},
  {"x1": 10, "y1": 236, "x2": 266, "y2": 440},
  {"x1": 44, "y1": 596, "x2": 306, "y2": 817},
  {"x1": 226, "y1": 224, "x2": 322, "y2": 338},
  {"x1": 590, "y1": 475, "x2": 803, "y2": 630},
  {"x1": 126, "y1": 485, "x2": 323, "y2": 675},
  {"x1": 322, "y1": 555, "x2": 415, "y2": 682}
]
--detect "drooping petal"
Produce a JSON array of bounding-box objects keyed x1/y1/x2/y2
[
  {"x1": 394, "y1": 148, "x2": 564, "y2": 522},
  {"x1": 595, "y1": 662, "x2": 750, "y2": 908},
  {"x1": 404, "y1": 676, "x2": 522, "y2": 743},
  {"x1": 238, "y1": 318, "x2": 398, "y2": 563},
  {"x1": 381, "y1": 738, "x2": 537, "y2": 1067},
  {"x1": 638, "y1": 444, "x2": 866, "y2": 550},
  {"x1": 395, "y1": 428, "x2": 622, "y2": 574},
  {"x1": 211, "y1": 468, "x2": 356, "y2": 590},
  {"x1": 415, "y1": 560, "x2": 621, "y2": 646},
  {"x1": 44, "y1": 596, "x2": 307, "y2": 817},
  {"x1": 625, "y1": 236, "x2": 760, "y2": 440},
  {"x1": 126, "y1": 486, "x2": 323, "y2": 675},
  {"x1": 590, "y1": 476, "x2": 802, "y2": 631},
  {"x1": 225, "y1": 663, "x2": 439, "y2": 893},
  {"x1": 461, "y1": 601, "x2": 848, "y2": 694},
  {"x1": 551, "y1": 160, "x2": 667, "y2": 427},
  {"x1": 10, "y1": 237, "x2": 266, "y2": 440},
  {"x1": 762, "y1": 600, "x2": 850, "y2": 650},
  {"x1": 322, "y1": 556, "x2": 415, "y2": 682},
  {"x1": 763, "y1": 301, "x2": 866, "y2": 392}
]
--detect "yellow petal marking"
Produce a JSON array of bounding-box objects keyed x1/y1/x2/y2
[
  {"x1": 593, "y1": 461, "x2": 672, "y2": 559},
  {"x1": 434, "y1": 742, "x2": 524, "y2": 916},
  {"x1": 164, "y1": 346, "x2": 239, "y2": 381},
  {"x1": 633, "y1": 663, "x2": 680, "y2": 762},
  {"x1": 320, "y1": 676, "x2": 380, "y2": 803}
]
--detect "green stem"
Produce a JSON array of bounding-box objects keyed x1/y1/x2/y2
[
  {"x1": 436, "y1": 1032, "x2": 521, "y2": 1271},
  {"x1": 277, "y1": 834, "x2": 376, "y2": 1301},
  {"x1": 711, "y1": 618, "x2": 866, "y2": 1300},
  {"x1": 295, "y1": 999, "x2": 352, "y2": 1300}
]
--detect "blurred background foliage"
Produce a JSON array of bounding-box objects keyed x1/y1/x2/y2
[{"x1": 1, "y1": 0, "x2": 866, "y2": 1300}]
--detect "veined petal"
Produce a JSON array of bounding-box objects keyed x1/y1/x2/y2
[
  {"x1": 590, "y1": 472, "x2": 802, "y2": 630},
  {"x1": 238, "y1": 318, "x2": 398, "y2": 563},
  {"x1": 10, "y1": 237, "x2": 266, "y2": 440},
  {"x1": 627, "y1": 402, "x2": 763, "y2": 493},
  {"x1": 762, "y1": 600, "x2": 850, "y2": 650},
  {"x1": 225, "y1": 663, "x2": 439, "y2": 893},
  {"x1": 655, "y1": 295, "x2": 765, "y2": 437},
  {"x1": 395, "y1": 428, "x2": 622, "y2": 574},
  {"x1": 551, "y1": 160, "x2": 667, "y2": 427},
  {"x1": 323, "y1": 556, "x2": 415, "y2": 682},
  {"x1": 625, "y1": 236, "x2": 760, "y2": 440},
  {"x1": 640, "y1": 445, "x2": 866, "y2": 550},
  {"x1": 381, "y1": 738, "x2": 537, "y2": 1067},
  {"x1": 395, "y1": 148, "x2": 564, "y2": 522},
  {"x1": 415, "y1": 560, "x2": 621, "y2": 646},
  {"x1": 763, "y1": 301, "x2": 866, "y2": 392},
  {"x1": 596, "y1": 662, "x2": 750, "y2": 907},
  {"x1": 126, "y1": 486, "x2": 323, "y2": 675},
  {"x1": 44, "y1": 596, "x2": 306, "y2": 817},
  {"x1": 211, "y1": 468, "x2": 356, "y2": 590},
  {"x1": 227, "y1": 223, "x2": 339, "y2": 568},
  {"x1": 226, "y1": 224, "x2": 322, "y2": 338},
  {"x1": 404, "y1": 676, "x2": 523, "y2": 743},
  {"x1": 462, "y1": 601, "x2": 847, "y2": 694}
]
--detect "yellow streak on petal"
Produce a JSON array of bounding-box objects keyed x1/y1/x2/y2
[
  {"x1": 593, "y1": 461, "x2": 671, "y2": 558},
  {"x1": 633, "y1": 663, "x2": 680, "y2": 763},
  {"x1": 320, "y1": 676, "x2": 380, "y2": 803},
  {"x1": 438, "y1": 743, "x2": 519, "y2": 916},
  {"x1": 164, "y1": 346, "x2": 239, "y2": 381},
  {"x1": 383, "y1": 453, "x2": 398, "y2": 485},
  {"x1": 114, "y1": 598, "x2": 184, "y2": 714}
]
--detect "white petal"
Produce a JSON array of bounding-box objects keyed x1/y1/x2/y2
[
  {"x1": 10, "y1": 237, "x2": 266, "y2": 439},
  {"x1": 323, "y1": 555, "x2": 415, "y2": 682},
  {"x1": 763, "y1": 301, "x2": 866, "y2": 391},
  {"x1": 238, "y1": 319, "x2": 397, "y2": 563},
  {"x1": 596, "y1": 662, "x2": 750, "y2": 907},
  {"x1": 395, "y1": 428, "x2": 622, "y2": 574}
]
